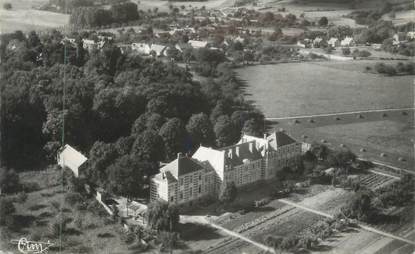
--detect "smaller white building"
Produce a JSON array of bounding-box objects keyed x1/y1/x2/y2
[
  {"x1": 132, "y1": 43, "x2": 151, "y2": 55},
  {"x1": 188, "y1": 40, "x2": 208, "y2": 49},
  {"x1": 328, "y1": 37, "x2": 340, "y2": 48},
  {"x1": 57, "y1": 144, "x2": 87, "y2": 177},
  {"x1": 340, "y1": 37, "x2": 355, "y2": 47}
]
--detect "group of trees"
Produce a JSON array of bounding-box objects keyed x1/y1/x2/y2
[
  {"x1": 374, "y1": 62, "x2": 415, "y2": 76},
  {"x1": 70, "y1": 2, "x2": 139, "y2": 28},
  {"x1": 1, "y1": 29, "x2": 264, "y2": 200}
]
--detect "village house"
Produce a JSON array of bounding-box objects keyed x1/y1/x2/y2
[
  {"x1": 57, "y1": 144, "x2": 88, "y2": 177},
  {"x1": 131, "y1": 43, "x2": 167, "y2": 57},
  {"x1": 340, "y1": 36, "x2": 355, "y2": 47},
  {"x1": 188, "y1": 40, "x2": 209, "y2": 49},
  {"x1": 327, "y1": 37, "x2": 340, "y2": 48},
  {"x1": 312, "y1": 37, "x2": 323, "y2": 48},
  {"x1": 150, "y1": 131, "x2": 303, "y2": 204},
  {"x1": 407, "y1": 31, "x2": 415, "y2": 40}
]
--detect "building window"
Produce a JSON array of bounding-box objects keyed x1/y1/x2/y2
[
  {"x1": 170, "y1": 196, "x2": 174, "y2": 202},
  {"x1": 198, "y1": 185, "x2": 201, "y2": 193},
  {"x1": 179, "y1": 192, "x2": 183, "y2": 200},
  {"x1": 180, "y1": 178, "x2": 183, "y2": 186},
  {"x1": 199, "y1": 174, "x2": 202, "y2": 181},
  {"x1": 189, "y1": 187, "x2": 193, "y2": 197},
  {"x1": 189, "y1": 176, "x2": 193, "y2": 183}
]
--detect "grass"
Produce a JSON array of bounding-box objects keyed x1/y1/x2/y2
[
  {"x1": 0, "y1": 169, "x2": 135, "y2": 254},
  {"x1": 238, "y1": 60, "x2": 414, "y2": 118},
  {"x1": 0, "y1": 0, "x2": 68, "y2": 34}
]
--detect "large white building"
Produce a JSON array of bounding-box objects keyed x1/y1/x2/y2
[{"x1": 150, "y1": 131, "x2": 303, "y2": 204}]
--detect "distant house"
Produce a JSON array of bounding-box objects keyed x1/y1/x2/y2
[
  {"x1": 297, "y1": 39, "x2": 311, "y2": 48},
  {"x1": 82, "y1": 39, "x2": 97, "y2": 52},
  {"x1": 407, "y1": 31, "x2": 415, "y2": 40},
  {"x1": 340, "y1": 36, "x2": 355, "y2": 47},
  {"x1": 131, "y1": 43, "x2": 166, "y2": 57},
  {"x1": 131, "y1": 43, "x2": 151, "y2": 55},
  {"x1": 393, "y1": 32, "x2": 406, "y2": 45},
  {"x1": 327, "y1": 37, "x2": 340, "y2": 48},
  {"x1": 57, "y1": 144, "x2": 87, "y2": 177},
  {"x1": 313, "y1": 37, "x2": 323, "y2": 48},
  {"x1": 149, "y1": 44, "x2": 167, "y2": 57},
  {"x1": 188, "y1": 40, "x2": 208, "y2": 49}
]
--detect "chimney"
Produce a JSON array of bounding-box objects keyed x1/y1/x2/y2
[
  {"x1": 236, "y1": 146, "x2": 240, "y2": 156},
  {"x1": 228, "y1": 149, "x2": 233, "y2": 159},
  {"x1": 249, "y1": 142, "x2": 254, "y2": 153},
  {"x1": 263, "y1": 133, "x2": 267, "y2": 140},
  {"x1": 177, "y1": 152, "x2": 182, "y2": 159},
  {"x1": 162, "y1": 172, "x2": 166, "y2": 179}
]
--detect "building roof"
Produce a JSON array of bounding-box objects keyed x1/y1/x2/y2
[
  {"x1": 267, "y1": 131, "x2": 297, "y2": 149},
  {"x1": 219, "y1": 141, "x2": 263, "y2": 167},
  {"x1": 188, "y1": 40, "x2": 208, "y2": 48},
  {"x1": 150, "y1": 44, "x2": 166, "y2": 56},
  {"x1": 57, "y1": 144, "x2": 87, "y2": 177},
  {"x1": 159, "y1": 155, "x2": 204, "y2": 180}
]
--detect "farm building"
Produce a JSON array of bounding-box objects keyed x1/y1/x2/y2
[
  {"x1": 57, "y1": 144, "x2": 87, "y2": 177},
  {"x1": 328, "y1": 37, "x2": 340, "y2": 48},
  {"x1": 340, "y1": 37, "x2": 355, "y2": 47},
  {"x1": 188, "y1": 40, "x2": 209, "y2": 48}
]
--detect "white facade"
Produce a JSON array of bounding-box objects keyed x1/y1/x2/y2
[{"x1": 57, "y1": 144, "x2": 87, "y2": 177}]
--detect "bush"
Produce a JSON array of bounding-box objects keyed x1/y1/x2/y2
[
  {"x1": 3, "y1": 3, "x2": 12, "y2": 9},
  {"x1": 158, "y1": 231, "x2": 179, "y2": 251},
  {"x1": 342, "y1": 47, "x2": 351, "y2": 55},
  {"x1": 21, "y1": 182, "x2": 40, "y2": 192},
  {"x1": 16, "y1": 192, "x2": 28, "y2": 203},
  {"x1": 0, "y1": 198, "x2": 15, "y2": 226},
  {"x1": 64, "y1": 192, "x2": 83, "y2": 206}
]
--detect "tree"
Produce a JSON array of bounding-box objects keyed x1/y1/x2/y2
[
  {"x1": 341, "y1": 190, "x2": 374, "y2": 222},
  {"x1": 318, "y1": 17, "x2": 328, "y2": 26},
  {"x1": 106, "y1": 155, "x2": 153, "y2": 198},
  {"x1": 85, "y1": 141, "x2": 119, "y2": 185},
  {"x1": 310, "y1": 143, "x2": 329, "y2": 161},
  {"x1": 219, "y1": 182, "x2": 237, "y2": 203},
  {"x1": 3, "y1": 2, "x2": 12, "y2": 9},
  {"x1": 327, "y1": 150, "x2": 356, "y2": 173},
  {"x1": 0, "y1": 198, "x2": 15, "y2": 226},
  {"x1": 342, "y1": 47, "x2": 351, "y2": 55},
  {"x1": 242, "y1": 118, "x2": 263, "y2": 137},
  {"x1": 146, "y1": 200, "x2": 179, "y2": 232},
  {"x1": 132, "y1": 130, "x2": 165, "y2": 163},
  {"x1": 159, "y1": 118, "x2": 188, "y2": 161},
  {"x1": 214, "y1": 115, "x2": 239, "y2": 147},
  {"x1": 186, "y1": 113, "x2": 214, "y2": 148},
  {"x1": 0, "y1": 168, "x2": 20, "y2": 194}
]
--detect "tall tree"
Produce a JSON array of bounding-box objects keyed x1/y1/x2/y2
[
  {"x1": 159, "y1": 118, "x2": 188, "y2": 161},
  {"x1": 132, "y1": 130, "x2": 165, "y2": 163},
  {"x1": 186, "y1": 113, "x2": 214, "y2": 148},
  {"x1": 146, "y1": 200, "x2": 179, "y2": 232}
]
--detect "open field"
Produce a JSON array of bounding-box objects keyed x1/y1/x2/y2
[
  {"x1": 133, "y1": 0, "x2": 236, "y2": 12},
  {"x1": 238, "y1": 60, "x2": 414, "y2": 118},
  {"x1": 271, "y1": 110, "x2": 414, "y2": 169},
  {"x1": 0, "y1": 8, "x2": 68, "y2": 34}
]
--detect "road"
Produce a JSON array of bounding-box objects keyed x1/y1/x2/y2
[
  {"x1": 266, "y1": 107, "x2": 415, "y2": 121},
  {"x1": 180, "y1": 215, "x2": 276, "y2": 253},
  {"x1": 278, "y1": 199, "x2": 415, "y2": 246}
]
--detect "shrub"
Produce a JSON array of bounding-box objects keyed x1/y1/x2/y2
[
  {"x1": 342, "y1": 47, "x2": 351, "y2": 55},
  {"x1": 0, "y1": 198, "x2": 15, "y2": 226},
  {"x1": 3, "y1": 3, "x2": 12, "y2": 9},
  {"x1": 158, "y1": 231, "x2": 179, "y2": 251},
  {"x1": 21, "y1": 182, "x2": 40, "y2": 192},
  {"x1": 64, "y1": 192, "x2": 83, "y2": 206}
]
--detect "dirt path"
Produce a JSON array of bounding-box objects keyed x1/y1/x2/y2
[
  {"x1": 180, "y1": 215, "x2": 276, "y2": 253},
  {"x1": 266, "y1": 107, "x2": 415, "y2": 121},
  {"x1": 279, "y1": 199, "x2": 415, "y2": 246}
]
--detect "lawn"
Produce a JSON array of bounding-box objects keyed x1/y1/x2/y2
[
  {"x1": 0, "y1": 9, "x2": 69, "y2": 34},
  {"x1": 238, "y1": 60, "x2": 414, "y2": 118},
  {"x1": 273, "y1": 113, "x2": 414, "y2": 169}
]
